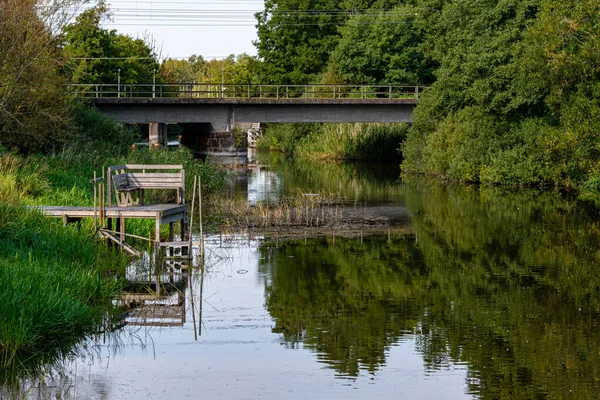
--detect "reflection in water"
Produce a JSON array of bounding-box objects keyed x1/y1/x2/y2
[
  {"x1": 118, "y1": 256, "x2": 188, "y2": 329},
  {"x1": 258, "y1": 181, "x2": 600, "y2": 398},
  {"x1": 5, "y1": 160, "x2": 600, "y2": 399},
  {"x1": 247, "y1": 151, "x2": 404, "y2": 203},
  {"x1": 259, "y1": 234, "x2": 425, "y2": 377}
]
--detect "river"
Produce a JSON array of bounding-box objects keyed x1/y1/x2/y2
[{"x1": 5, "y1": 153, "x2": 600, "y2": 399}]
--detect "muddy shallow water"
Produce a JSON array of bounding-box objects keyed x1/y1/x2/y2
[{"x1": 7, "y1": 155, "x2": 600, "y2": 399}]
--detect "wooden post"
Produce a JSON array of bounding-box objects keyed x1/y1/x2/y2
[
  {"x1": 169, "y1": 222, "x2": 174, "y2": 257},
  {"x1": 198, "y1": 175, "x2": 204, "y2": 258},
  {"x1": 107, "y1": 167, "x2": 112, "y2": 207},
  {"x1": 155, "y1": 212, "x2": 161, "y2": 243},
  {"x1": 189, "y1": 176, "x2": 197, "y2": 259},
  {"x1": 101, "y1": 169, "x2": 106, "y2": 225},
  {"x1": 93, "y1": 171, "x2": 97, "y2": 230}
]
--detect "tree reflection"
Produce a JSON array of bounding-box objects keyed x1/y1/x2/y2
[
  {"x1": 259, "y1": 235, "x2": 425, "y2": 376},
  {"x1": 259, "y1": 180, "x2": 600, "y2": 397}
]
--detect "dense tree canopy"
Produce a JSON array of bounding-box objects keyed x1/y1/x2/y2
[
  {"x1": 330, "y1": 5, "x2": 434, "y2": 85},
  {"x1": 0, "y1": 0, "x2": 73, "y2": 152},
  {"x1": 160, "y1": 53, "x2": 260, "y2": 86},
  {"x1": 401, "y1": 0, "x2": 600, "y2": 195},
  {"x1": 253, "y1": 0, "x2": 600, "y2": 194},
  {"x1": 61, "y1": 4, "x2": 160, "y2": 85}
]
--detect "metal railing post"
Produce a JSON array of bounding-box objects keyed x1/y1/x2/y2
[
  {"x1": 415, "y1": 85, "x2": 419, "y2": 99},
  {"x1": 389, "y1": 85, "x2": 392, "y2": 99}
]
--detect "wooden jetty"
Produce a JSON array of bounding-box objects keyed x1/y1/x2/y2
[{"x1": 39, "y1": 164, "x2": 191, "y2": 257}]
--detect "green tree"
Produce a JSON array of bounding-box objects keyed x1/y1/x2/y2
[
  {"x1": 160, "y1": 55, "x2": 206, "y2": 83},
  {"x1": 0, "y1": 0, "x2": 73, "y2": 152},
  {"x1": 254, "y1": 0, "x2": 349, "y2": 84},
  {"x1": 330, "y1": 6, "x2": 434, "y2": 85},
  {"x1": 61, "y1": 3, "x2": 160, "y2": 85}
]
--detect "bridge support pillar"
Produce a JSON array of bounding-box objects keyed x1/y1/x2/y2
[
  {"x1": 199, "y1": 126, "x2": 248, "y2": 166},
  {"x1": 149, "y1": 123, "x2": 167, "y2": 147}
]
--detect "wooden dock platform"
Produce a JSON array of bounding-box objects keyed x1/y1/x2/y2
[
  {"x1": 40, "y1": 204, "x2": 187, "y2": 224},
  {"x1": 38, "y1": 164, "x2": 193, "y2": 257},
  {"x1": 39, "y1": 204, "x2": 189, "y2": 256}
]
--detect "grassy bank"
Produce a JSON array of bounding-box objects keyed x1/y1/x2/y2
[
  {"x1": 257, "y1": 122, "x2": 408, "y2": 162},
  {"x1": 0, "y1": 106, "x2": 227, "y2": 382},
  {"x1": 0, "y1": 204, "x2": 126, "y2": 373}
]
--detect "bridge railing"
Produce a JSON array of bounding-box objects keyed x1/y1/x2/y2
[{"x1": 69, "y1": 83, "x2": 424, "y2": 100}]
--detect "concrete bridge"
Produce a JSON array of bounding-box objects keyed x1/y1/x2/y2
[{"x1": 76, "y1": 83, "x2": 421, "y2": 163}]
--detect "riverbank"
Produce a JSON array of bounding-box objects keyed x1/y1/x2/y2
[
  {"x1": 257, "y1": 122, "x2": 408, "y2": 162},
  {"x1": 0, "y1": 203, "x2": 127, "y2": 382},
  {"x1": 0, "y1": 110, "x2": 228, "y2": 383}
]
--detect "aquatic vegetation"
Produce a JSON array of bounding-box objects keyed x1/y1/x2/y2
[
  {"x1": 257, "y1": 122, "x2": 408, "y2": 162},
  {"x1": 211, "y1": 190, "x2": 390, "y2": 232},
  {"x1": 296, "y1": 123, "x2": 408, "y2": 162},
  {"x1": 0, "y1": 203, "x2": 127, "y2": 379}
]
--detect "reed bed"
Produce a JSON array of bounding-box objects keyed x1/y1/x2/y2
[{"x1": 210, "y1": 191, "x2": 388, "y2": 231}]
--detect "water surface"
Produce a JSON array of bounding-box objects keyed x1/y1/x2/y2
[{"x1": 6, "y1": 155, "x2": 600, "y2": 399}]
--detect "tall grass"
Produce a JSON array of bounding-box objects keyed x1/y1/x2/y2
[
  {"x1": 257, "y1": 122, "x2": 408, "y2": 162},
  {"x1": 0, "y1": 106, "x2": 227, "y2": 385},
  {"x1": 296, "y1": 123, "x2": 408, "y2": 162},
  {"x1": 0, "y1": 203, "x2": 127, "y2": 377},
  {"x1": 0, "y1": 153, "x2": 50, "y2": 203}
]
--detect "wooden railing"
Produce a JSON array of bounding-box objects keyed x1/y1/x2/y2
[{"x1": 70, "y1": 83, "x2": 424, "y2": 100}]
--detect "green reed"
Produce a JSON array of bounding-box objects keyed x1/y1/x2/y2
[{"x1": 0, "y1": 203, "x2": 127, "y2": 374}]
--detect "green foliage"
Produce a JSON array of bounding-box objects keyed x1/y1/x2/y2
[
  {"x1": 258, "y1": 122, "x2": 407, "y2": 162},
  {"x1": 257, "y1": 123, "x2": 320, "y2": 154},
  {"x1": 160, "y1": 53, "x2": 261, "y2": 85},
  {"x1": 0, "y1": 153, "x2": 50, "y2": 203},
  {"x1": 61, "y1": 3, "x2": 160, "y2": 85},
  {"x1": 296, "y1": 123, "x2": 408, "y2": 162},
  {"x1": 254, "y1": 0, "x2": 427, "y2": 84},
  {"x1": 402, "y1": 0, "x2": 600, "y2": 195},
  {"x1": 331, "y1": 6, "x2": 434, "y2": 85},
  {"x1": 254, "y1": 0, "x2": 346, "y2": 83},
  {"x1": 0, "y1": 203, "x2": 126, "y2": 373},
  {"x1": 0, "y1": 0, "x2": 73, "y2": 153}
]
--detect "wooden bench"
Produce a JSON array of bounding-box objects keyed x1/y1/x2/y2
[{"x1": 107, "y1": 164, "x2": 185, "y2": 207}]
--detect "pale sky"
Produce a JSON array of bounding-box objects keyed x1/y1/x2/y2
[{"x1": 104, "y1": 0, "x2": 261, "y2": 60}]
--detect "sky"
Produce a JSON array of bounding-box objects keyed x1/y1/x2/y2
[{"x1": 103, "y1": 0, "x2": 261, "y2": 60}]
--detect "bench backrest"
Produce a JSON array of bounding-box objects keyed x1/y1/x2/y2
[{"x1": 108, "y1": 164, "x2": 185, "y2": 207}]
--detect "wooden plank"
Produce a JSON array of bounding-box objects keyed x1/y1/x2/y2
[
  {"x1": 128, "y1": 173, "x2": 183, "y2": 179},
  {"x1": 123, "y1": 164, "x2": 183, "y2": 170},
  {"x1": 39, "y1": 206, "x2": 185, "y2": 219},
  {"x1": 125, "y1": 322, "x2": 183, "y2": 327},
  {"x1": 161, "y1": 212, "x2": 185, "y2": 225},
  {"x1": 158, "y1": 241, "x2": 190, "y2": 247},
  {"x1": 127, "y1": 182, "x2": 181, "y2": 187}
]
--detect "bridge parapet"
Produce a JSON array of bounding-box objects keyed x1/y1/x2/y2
[{"x1": 71, "y1": 83, "x2": 424, "y2": 101}]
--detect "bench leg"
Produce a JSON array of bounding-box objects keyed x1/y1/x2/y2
[
  {"x1": 155, "y1": 212, "x2": 161, "y2": 243},
  {"x1": 120, "y1": 216, "x2": 126, "y2": 243},
  {"x1": 181, "y1": 212, "x2": 188, "y2": 257},
  {"x1": 169, "y1": 222, "x2": 174, "y2": 257}
]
